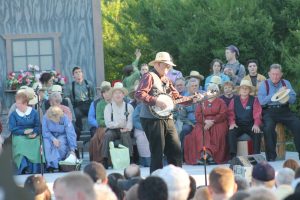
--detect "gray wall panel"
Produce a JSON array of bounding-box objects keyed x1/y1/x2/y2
[{"x1": 0, "y1": 0, "x2": 99, "y2": 112}]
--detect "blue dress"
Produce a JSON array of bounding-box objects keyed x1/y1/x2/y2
[
  {"x1": 42, "y1": 114, "x2": 77, "y2": 169},
  {"x1": 9, "y1": 107, "x2": 44, "y2": 174}
]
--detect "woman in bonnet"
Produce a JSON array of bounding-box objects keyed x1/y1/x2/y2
[{"x1": 42, "y1": 106, "x2": 77, "y2": 171}]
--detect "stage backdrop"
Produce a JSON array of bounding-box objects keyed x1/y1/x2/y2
[{"x1": 0, "y1": 0, "x2": 104, "y2": 112}]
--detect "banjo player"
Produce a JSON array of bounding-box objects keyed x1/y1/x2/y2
[{"x1": 135, "y1": 51, "x2": 200, "y2": 173}]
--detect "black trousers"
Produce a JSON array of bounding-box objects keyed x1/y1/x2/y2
[
  {"x1": 74, "y1": 101, "x2": 90, "y2": 139},
  {"x1": 141, "y1": 118, "x2": 182, "y2": 173},
  {"x1": 262, "y1": 107, "x2": 300, "y2": 160},
  {"x1": 101, "y1": 129, "x2": 133, "y2": 158},
  {"x1": 228, "y1": 125, "x2": 261, "y2": 156}
]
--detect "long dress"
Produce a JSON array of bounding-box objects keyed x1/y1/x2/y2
[
  {"x1": 184, "y1": 98, "x2": 229, "y2": 164},
  {"x1": 9, "y1": 107, "x2": 45, "y2": 174},
  {"x1": 42, "y1": 114, "x2": 77, "y2": 169}
]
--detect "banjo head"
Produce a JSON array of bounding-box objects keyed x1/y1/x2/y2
[{"x1": 150, "y1": 94, "x2": 174, "y2": 118}]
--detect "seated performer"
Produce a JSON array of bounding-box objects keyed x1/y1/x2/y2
[
  {"x1": 184, "y1": 84, "x2": 229, "y2": 165},
  {"x1": 179, "y1": 78, "x2": 199, "y2": 152},
  {"x1": 242, "y1": 59, "x2": 266, "y2": 96},
  {"x1": 258, "y1": 64, "x2": 300, "y2": 161},
  {"x1": 43, "y1": 85, "x2": 75, "y2": 122},
  {"x1": 42, "y1": 106, "x2": 77, "y2": 171},
  {"x1": 9, "y1": 93, "x2": 44, "y2": 174},
  {"x1": 48, "y1": 92, "x2": 73, "y2": 122},
  {"x1": 228, "y1": 79, "x2": 262, "y2": 160},
  {"x1": 204, "y1": 58, "x2": 230, "y2": 91},
  {"x1": 88, "y1": 81, "x2": 112, "y2": 162},
  {"x1": 220, "y1": 81, "x2": 236, "y2": 106},
  {"x1": 101, "y1": 82, "x2": 134, "y2": 169}
]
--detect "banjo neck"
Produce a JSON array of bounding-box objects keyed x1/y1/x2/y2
[
  {"x1": 174, "y1": 91, "x2": 218, "y2": 105},
  {"x1": 173, "y1": 95, "x2": 194, "y2": 104}
]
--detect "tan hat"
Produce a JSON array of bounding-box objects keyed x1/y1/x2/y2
[
  {"x1": 271, "y1": 89, "x2": 290, "y2": 104},
  {"x1": 238, "y1": 79, "x2": 255, "y2": 93},
  {"x1": 49, "y1": 85, "x2": 62, "y2": 93},
  {"x1": 185, "y1": 70, "x2": 204, "y2": 81},
  {"x1": 96, "y1": 81, "x2": 111, "y2": 89},
  {"x1": 210, "y1": 76, "x2": 222, "y2": 85},
  {"x1": 148, "y1": 52, "x2": 176, "y2": 66},
  {"x1": 47, "y1": 106, "x2": 64, "y2": 123},
  {"x1": 110, "y1": 82, "x2": 128, "y2": 96},
  {"x1": 17, "y1": 86, "x2": 38, "y2": 105}
]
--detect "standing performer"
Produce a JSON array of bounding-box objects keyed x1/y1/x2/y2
[{"x1": 135, "y1": 52, "x2": 194, "y2": 173}]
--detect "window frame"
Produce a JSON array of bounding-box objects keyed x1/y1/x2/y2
[{"x1": 2, "y1": 33, "x2": 61, "y2": 73}]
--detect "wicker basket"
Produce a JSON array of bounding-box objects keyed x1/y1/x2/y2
[{"x1": 59, "y1": 160, "x2": 82, "y2": 172}]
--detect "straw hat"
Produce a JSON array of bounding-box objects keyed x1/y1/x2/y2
[
  {"x1": 46, "y1": 106, "x2": 64, "y2": 123},
  {"x1": 17, "y1": 86, "x2": 38, "y2": 105},
  {"x1": 96, "y1": 81, "x2": 111, "y2": 90},
  {"x1": 271, "y1": 88, "x2": 290, "y2": 104},
  {"x1": 237, "y1": 79, "x2": 255, "y2": 92},
  {"x1": 210, "y1": 75, "x2": 222, "y2": 85},
  {"x1": 148, "y1": 52, "x2": 176, "y2": 66},
  {"x1": 185, "y1": 71, "x2": 204, "y2": 81},
  {"x1": 49, "y1": 85, "x2": 62, "y2": 93},
  {"x1": 110, "y1": 82, "x2": 128, "y2": 96}
]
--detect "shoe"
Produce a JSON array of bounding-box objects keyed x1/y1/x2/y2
[{"x1": 63, "y1": 154, "x2": 77, "y2": 163}]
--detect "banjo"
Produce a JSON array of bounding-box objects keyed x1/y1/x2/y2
[{"x1": 149, "y1": 91, "x2": 217, "y2": 119}]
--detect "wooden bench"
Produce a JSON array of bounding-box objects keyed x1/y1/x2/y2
[
  {"x1": 237, "y1": 133, "x2": 253, "y2": 156},
  {"x1": 261, "y1": 123, "x2": 286, "y2": 160},
  {"x1": 276, "y1": 123, "x2": 286, "y2": 160}
]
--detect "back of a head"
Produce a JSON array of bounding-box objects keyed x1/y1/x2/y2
[
  {"x1": 94, "y1": 184, "x2": 117, "y2": 200},
  {"x1": 138, "y1": 176, "x2": 168, "y2": 200},
  {"x1": 283, "y1": 159, "x2": 300, "y2": 172},
  {"x1": 244, "y1": 187, "x2": 277, "y2": 200},
  {"x1": 193, "y1": 187, "x2": 212, "y2": 200},
  {"x1": 125, "y1": 183, "x2": 139, "y2": 200},
  {"x1": 124, "y1": 164, "x2": 141, "y2": 179},
  {"x1": 251, "y1": 161, "x2": 275, "y2": 188},
  {"x1": 188, "y1": 176, "x2": 197, "y2": 200},
  {"x1": 209, "y1": 166, "x2": 235, "y2": 195},
  {"x1": 57, "y1": 172, "x2": 95, "y2": 200},
  {"x1": 84, "y1": 161, "x2": 107, "y2": 183},
  {"x1": 107, "y1": 173, "x2": 125, "y2": 200},
  {"x1": 276, "y1": 168, "x2": 295, "y2": 186},
  {"x1": 229, "y1": 191, "x2": 250, "y2": 200},
  {"x1": 156, "y1": 164, "x2": 190, "y2": 200},
  {"x1": 24, "y1": 175, "x2": 50, "y2": 198},
  {"x1": 234, "y1": 176, "x2": 250, "y2": 191}
]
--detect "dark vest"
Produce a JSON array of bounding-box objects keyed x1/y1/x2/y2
[
  {"x1": 140, "y1": 72, "x2": 172, "y2": 119},
  {"x1": 234, "y1": 96, "x2": 254, "y2": 126}
]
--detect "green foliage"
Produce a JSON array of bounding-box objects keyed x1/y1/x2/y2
[{"x1": 101, "y1": 0, "x2": 300, "y2": 105}]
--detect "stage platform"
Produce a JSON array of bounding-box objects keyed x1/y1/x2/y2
[{"x1": 14, "y1": 152, "x2": 298, "y2": 192}]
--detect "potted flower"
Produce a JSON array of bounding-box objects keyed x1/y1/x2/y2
[
  {"x1": 50, "y1": 70, "x2": 67, "y2": 86},
  {"x1": 7, "y1": 72, "x2": 19, "y2": 90}
]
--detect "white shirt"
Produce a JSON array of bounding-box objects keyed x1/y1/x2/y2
[{"x1": 104, "y1": 101, "x2": 134, "y2": 130}]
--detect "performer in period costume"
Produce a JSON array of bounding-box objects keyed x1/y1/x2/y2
[
  {"x1": 135, "y1": 52, "x2": 195, "y2": 173},
  {"x1": 184, "y1": 84, "x2": 229, "y2": 164},
  {"x1": 9, "y1": 93, "x2": 44, "y2": 174},
  {"x1": 42, "y1": 106, "x2": 77, "y2": 170}
]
